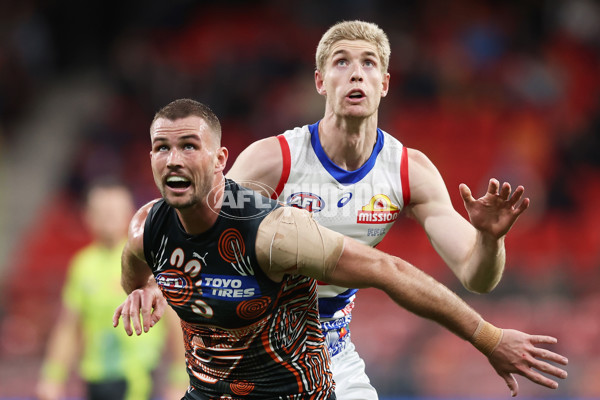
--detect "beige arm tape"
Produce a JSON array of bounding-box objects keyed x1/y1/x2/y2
[
  {"x1": 256, "y1": 207, "x2": 345, "y2": 280},
  {"x1": 471, "y1": 319, "x2": 503, "y2": 357}
]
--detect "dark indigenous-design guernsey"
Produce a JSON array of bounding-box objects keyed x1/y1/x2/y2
[{"x1": 143, "y1": 179, "x2": 334, "y2": 400}]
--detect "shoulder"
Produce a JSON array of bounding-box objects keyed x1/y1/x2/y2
[
  {"x1": 407, "y1": 147, "x2": 434, "y2": 167},
  {"x1": 226, "y1": 136, "x2": 285, "y2": 197},
  {"x1": 406, "y1": 148, "x2": 443, "y2": 182},
  {"x1": 405, "y1": 148, "x2": 451, "y2": 210}
]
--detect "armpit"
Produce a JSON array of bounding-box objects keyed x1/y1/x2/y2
[{"x1": 255, "y1": 207, "x2": 344, "y2": 280}]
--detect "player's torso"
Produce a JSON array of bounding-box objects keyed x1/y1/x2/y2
[
  {"x1": 143, "y1": 180, "x2": 333, "y2": 399},
  {"x1": 276, "y1": 122, "x2": 409, "y2": 325},
  {"x1": 278, "y1": 122, "x2": 408, "y2": 246}
]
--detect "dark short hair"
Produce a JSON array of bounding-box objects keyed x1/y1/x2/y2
[{"x1": 150, "y1": 98, "x2": 222, "y2": 144}]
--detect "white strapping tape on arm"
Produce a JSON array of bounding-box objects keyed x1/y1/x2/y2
[{"x1": 255, "y1": 207, "x2": 345, "y2": 280}]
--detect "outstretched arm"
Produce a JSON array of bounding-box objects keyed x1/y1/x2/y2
[
  {"x1": 331, "y1": 236, "x2": 566, "y2": 396},
  {"x1": 256, "y1": 207, "x2": 566, "y2": 397},
  {"x1": 112, "y1": 200, "x2": 168, "y2": 335},
  {"x1": 405, "y1": 149, "x2": 529, "y2": 293}
]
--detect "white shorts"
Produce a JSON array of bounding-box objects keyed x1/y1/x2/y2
[{"x1": 330, "y1": 341, "x2": 379, "y2": 400}]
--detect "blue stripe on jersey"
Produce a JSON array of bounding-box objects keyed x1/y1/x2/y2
[
  {"x1": 317, "y1": 288, "x2": 358, "y2": 318},
  {"x1": 308, "y1": 121, "x2": 385, "y2": 185}
]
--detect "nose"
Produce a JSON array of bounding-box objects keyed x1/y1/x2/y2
[
  {"x1": 166, "y1": 149, "x2": 183, "y2": 167},
  {"x1": 350, "y1": 62, "x2": 363, "y2": 82}
]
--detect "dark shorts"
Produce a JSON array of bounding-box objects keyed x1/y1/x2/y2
[{"x1": 87, "y1": 379, "x2": 127, "y2": 400}]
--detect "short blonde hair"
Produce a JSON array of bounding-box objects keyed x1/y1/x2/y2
[{"x1": 315, "y1": 20, "x2": 391, "y2": 74}]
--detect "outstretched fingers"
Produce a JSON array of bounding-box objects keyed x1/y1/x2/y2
[
  {"x1": 499, "y1": 182, "x2": 512, "y2": 200},
  {"x1": 487, "y1": 178, "x2": 500, "y2": 196},
  {"x1": 459, "y1": 183, "x2": 475, "y2": 205},
  {"x1": 141, "y1": 292, "x2": 165, "y2": 333},
  {"x1": 127, "y1": 293, "x2": 144, "y2": 336},
  {"x1": 530, "y1": 336, "x2": 568, "y2": 365},
  {"x1": 520, "y1": 336, "x2": 568, "y2": 390},
  {"x1": 112, "y1": 298, "x2": 136, "y2": 336},
  {"x1": 112, "y1": 303, "x2": 124, "y2": 328}
]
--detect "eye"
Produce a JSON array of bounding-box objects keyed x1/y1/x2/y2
[
  {"x1": 154, "y1": 144, "x2": 169, "y2": 152},
  {"x1": 364, "y1": 59, "x2": 375, "y2": 67},
  {"x1": 183, "y1": 143, "x2": 196, "y2": 151},
  {"x1": 336, "y1": 59, "x2": 348, "y2": 67}
]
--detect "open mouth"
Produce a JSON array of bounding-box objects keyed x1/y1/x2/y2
[
  {"x1": 348, "y1": 91, "x2": 364, "y2": 100},
  {"x1": 166, "y1": 176, "x2": 191, "y2": 190}
]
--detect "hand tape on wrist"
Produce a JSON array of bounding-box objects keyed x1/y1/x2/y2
[{"x1": 471, "y1": 319, "x2": 503, "y2": 356}]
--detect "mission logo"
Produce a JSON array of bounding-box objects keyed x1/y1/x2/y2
[{"x1": 357, "y1": 194, "x2": 399, "y2": 224}]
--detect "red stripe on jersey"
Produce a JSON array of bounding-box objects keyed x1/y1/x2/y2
[
  {"x1": 271, "y1": 135, "x2": 291, "y2": 200},
  {"x1": 401, "y1": 146, "x2": 411, "y2": 206}
]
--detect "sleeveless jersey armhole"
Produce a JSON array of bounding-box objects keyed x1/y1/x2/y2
[
  {"x1": 401, "y1": 146, "x2": 411, "y2": 206},
  {"x1": 271, "y1": 135, "x2": 291, "y2": 200}
]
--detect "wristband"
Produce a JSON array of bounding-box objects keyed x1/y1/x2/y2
[{"x1": 471, "y1": 319, "x2": 503, "y2": 356}]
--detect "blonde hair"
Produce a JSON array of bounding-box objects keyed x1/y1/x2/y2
[{"x1": 315, "y1": 20, "x2": 391, "y2": 74}]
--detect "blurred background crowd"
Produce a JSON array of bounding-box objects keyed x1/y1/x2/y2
[{"x1": 0, "y1": 0, "x2": 599, "y2": 398}]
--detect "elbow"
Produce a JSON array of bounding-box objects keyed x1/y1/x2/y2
[{"x1": 462, "y1": 276, "x2": 500, "y2": 294}]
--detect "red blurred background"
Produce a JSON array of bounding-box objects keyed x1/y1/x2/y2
[{"x1": 0, "y1": 0, "x2": 598, "y2": 398}]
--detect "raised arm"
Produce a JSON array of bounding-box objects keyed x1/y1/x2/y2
[
  {"x1": 256, "y1": 207, "x2": 566, "y2": 396},
  {"x1": 225, "y1": 136, "x2": 283, "y2": 197},
  {"x1": 113, "y1": 200, "x2": 168, "y2": 336},
  {"x1": 404, "y1": 148, "x2": 529, "y2": 293}
]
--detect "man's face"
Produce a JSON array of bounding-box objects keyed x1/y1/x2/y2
[
  {"x1": 316, "y1": 39, "x2": 389, "y2": 119},
  {"x1": 85, "y1": 187, "x2": 133, "y2": 245},
  {"x1": 150, "y1": 116, "x2": 221, "y2": 209}
]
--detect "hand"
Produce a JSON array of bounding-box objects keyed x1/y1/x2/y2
[
  {"x1": 112, "y1": 286, "x2": 168, "y2": 336},
  {"x1": 460, "y1": 179, "x2": 530, "y2": 239},
  {"x1": 488, "y1": 329, "x2": 568, "y2": 397}
]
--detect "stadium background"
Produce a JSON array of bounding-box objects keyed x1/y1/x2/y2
[{"x1": 0, "y1": 0, "x2": 599, "y2": 398}]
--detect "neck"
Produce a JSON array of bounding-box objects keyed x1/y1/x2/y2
[
  {"x1": 175, "y1": 176, "x2": 225, "y2": 235},
  {"x1": 318, "y1": 113, "x2": 379, "y2": 171}
]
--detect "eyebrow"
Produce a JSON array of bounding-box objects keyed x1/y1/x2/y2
[
  {"x1": 332, "y1": 49, "x2": 378, "y2": 59},
  {"x1": 152, "y1": 133, "x2": 201, "y2": 143}
]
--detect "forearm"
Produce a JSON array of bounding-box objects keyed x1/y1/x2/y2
[
  {"x1": 327, "y1": 238, "x2": 482, "y2": 341},
  {"x1": 122, "y1": 267, "x2": 155, "y2": 294},
  {"x1": 40, "y1": 308, "x2": 79, "y2": 384},
  {"x1": 379, "y1": 256, "x2": 482, "y2": 340},
  {"x1": 460, "y1": 232, "x2": 505, "y2": 293},
  {"x1": 121, "y1": 241, "x2": 154, "y2": 294},
  {"x1": 427, "y1": 216, "x2": 506, "y2": 293}
]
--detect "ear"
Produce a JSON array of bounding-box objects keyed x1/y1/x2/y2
[
  {"x1": 381, "y1": 72, "x2": 390, "y2": 97},
  {"x1": 215, "y1": 146, "x2": 229, "y2": 173},
  {"x1": 315, "y1": 70, "x2": 326, "y2": 96}
]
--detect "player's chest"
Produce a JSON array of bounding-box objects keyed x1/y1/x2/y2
[{"x1": 280, "y1": 180, "x2": 402, "y2": 245}]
